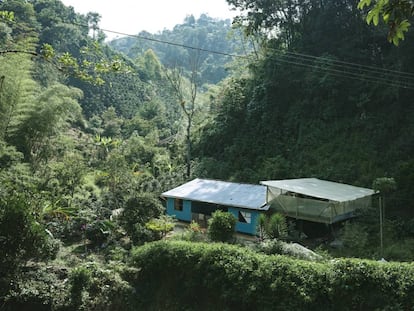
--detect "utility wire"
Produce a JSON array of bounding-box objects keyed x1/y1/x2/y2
[
  {"x1": 73, "y1": 22, "x2": 249, "y2": 60},
  {"x1": 271, "y1": 56, "x2": 414, "y2": 90},
  {"x1": 271, "y1": 53, "x2": 414, "y2": 89},
  {"x1": 68, "y1": 21, "x2": 414, "y2": 89},
  {"x1": 280, "y1": 49, "x2": 414, "y2": 79}
]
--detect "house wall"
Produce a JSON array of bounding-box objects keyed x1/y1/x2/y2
[
  {"x1": 166, "y1": 197, "x2": 261, "y2": 235},
  {"x1": 166, "y1": 198, "x2": 192, "y2": 222},
  {"x1": 228, "y1": 207, "x2": 260, "y2": 235}
]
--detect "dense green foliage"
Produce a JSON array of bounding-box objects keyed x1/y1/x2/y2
[
  {"x1": 130, "y1": 241, "x2": 414, "y2": 310},
  {"x1": 0, "y1": 195, "x2": 58, "y2": 276},
  {"x1": 0, "y1": 0, "x2": 188, "y2": 308},
  {"x1": 110, "y1": 14, "x2": 245, "y2": 85},
  {"x1": 266, "y1": 213, "x2": 288, "y2": 240},
  {"x1": 1, "y1": 0, "x2": 414, "y2": 309},
  {"x1": 358, "y1": 0, "x2": 414, "y2": 45},
  {"x1": 196, "y1": 0, "x2": 414, "y2": 219},
  {"x1": 120, "y1": 193, "x2": 164, "y2": 244},
  {"x1": 207, "y1": 210, "x2": 236, "y2": 242}
]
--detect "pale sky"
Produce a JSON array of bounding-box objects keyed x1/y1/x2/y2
[{"x1": 61, "y1": 0, "x2": 239, "y2": 40}]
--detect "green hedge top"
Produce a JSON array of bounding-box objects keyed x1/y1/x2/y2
[{"x1": 129, "y1": 241, "x2": 414, "y2": 311}]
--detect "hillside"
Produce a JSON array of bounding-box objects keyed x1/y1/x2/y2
[
  {"x1": 109, "y1": 14, "x2": 246, "y2": 85},
  {"x1": 1, "y1": 0, "x2": 414, "y2": 310},
  {"x1": 194, "y1": 0, "x2": 414, "y2": 219}
]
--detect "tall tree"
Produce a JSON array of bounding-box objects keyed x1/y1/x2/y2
[
  {"x1": 165, "y1": 52, "x2": 200, "y2": 177},
  {"x1": 8, "y1": 83, "x2": 82, "y2": 164},
  {"x1": 227, "y1": 0, "x2": 309, "y2": 47}
]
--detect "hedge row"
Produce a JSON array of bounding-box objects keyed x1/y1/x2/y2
[{"x1": 129, "y1": 241, "x2": 414, "y2": 311}]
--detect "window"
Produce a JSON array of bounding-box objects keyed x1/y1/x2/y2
[
  {"x1": 238, "y1": 211, "x2": 251, "y2": 224},
  {"x1": 174, "y1": 199, "x2": 183, "y2": 211}
]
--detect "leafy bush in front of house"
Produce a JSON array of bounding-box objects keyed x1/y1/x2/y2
[
  {"x1": 129, "y1": 240, "x2": 414, "y2": 311},
  {"x1": 256, "y1": 213, "x2": 289, "y2": 241},
  {"x1": 119, "y1": 193, "x2": 164, "y2": 245},
  {"x1": 207, "y1": 210, "x2": 236, "y2": 242}
]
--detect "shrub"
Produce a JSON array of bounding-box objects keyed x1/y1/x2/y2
[
  {"x1": 0, "y1": 265, "x2": 68, "y2": 311},
  {"x1": 85, "y1": 219, "x2": 114, "y2": 246},
  {"x1": 256, "y1": 213, "x2": 291, "y2": 241},
  {"x1": 383, "y1": 238, "x2": 414, "y2": 261},
  {"x1": 120, "y1": 193, "x2": 164, "y2": 243},
  {"x1": 69, "y1": 266, "x2": 92, "y2": 307},
  {"x1": 256, "y1": 239, "x2": 323, "y2": 261},
  {"x1": 145, "y1": 215, "x2": 175, "y2": 239},
  {"x1": 130, "y1": 223, "x2": 159, "y2": 245},
  {"x1": 129, "y1": 240, "x2": 414, "y2": 311},
  {"x1": 256, "y1": 213, "x2": 267, "y2": 241},
  {"x1": 266, "y1": 213, "x2": 288, "y2": 240},
  {"x1": 257, "y1": 238, "x2": 284, "y2": 255},
  {"x1": 84, "y1": 263, "x2": 134, "y2": 311},
  {"x1": 0, "y1": 196, "x2": 58, "y2": 277},
  {"x1": 207, "y1": 210, "x2": 236, "y2": 242},
  {"x1": 69, "y1": 263, "x2": 134, "y2": 311},
  {"x1": 178, "y1": 221, "x2": 207, "y2": 242},
  {"x1": 340, "y1": 221, "x2": 369, "y2": 258}
]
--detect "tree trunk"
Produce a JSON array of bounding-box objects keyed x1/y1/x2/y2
[{"x1": 186, "y1": 116, "x2": 192, "y2": 177}]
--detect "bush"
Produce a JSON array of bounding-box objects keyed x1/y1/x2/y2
[
  {"x1": 256, "y1": 213, "x2": 267, "y2": 241},
  {"x1": 0, "y1": 265, "x2": 68, "y2": 311},
  {"x1": 120, "y1": 193, "x2": 164, "y2": 244},
  {"x1": 1, "y1": 262, "x2": 134, "y2": 311},
  {"x1": 266, "y1": 213, "x2": 288, "y2": 240},
  {"x1": 69, "y1": 263, "x2": 134, "y2": 311},
  {"x1": 340, "y1": 221, "x2": 369, "y2": 258},
  {"x1": 256, "y1": 213, "x2": 291, "y2": 241},
  {"x1": 0, "y1": 197, "x2": 58, "y2": 277},
  {"x1": 129, "y1": 240, "x2": 414, "y2": 311},
  {"x1": 256, "y1": 239, "x2": 323, "y2": 261},
  {"x1": 383, "y1": 238, "x2": 414, "y2": 261},
  {"x1": 85, "y1": 219, "x2": 114, "y2": 246},
  {"x1": 69, "y1": 266, "x2": 92, "y2": 308},
  {"x1": 207, "y1": 210, "x2": 236, "y2": 242},
  {"x1": 256, "y1": 238, "x2": 284, "y2": 255},
  {"x1": 130, "y1": 223, "x2": 158, "y2": 245},
  {"x1": 177, "y1": 221, "x2": 207, "y2": 242},
  {"x1": 145, "y1": 215, "x2": 175, "y2": 239}
]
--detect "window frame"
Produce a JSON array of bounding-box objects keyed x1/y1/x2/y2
[
  {"x1": 174, "y1": 198, "x2": 183, "y2": 211},
  {"x1": 238, "y1": 210, "x2": 252, "y2": 224}
]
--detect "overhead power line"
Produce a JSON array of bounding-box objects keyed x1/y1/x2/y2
[
  {"x1": 270, "y1": 52, "x2": 414, "y2": 90},
  {"x1": 69, "y1": 21, "x2": 414, "y2": 89},
  {"x1": 73, "y1": 22, "x2": 248, "y2": 60},
  {"x1": 271, "y1": 56, "x2": 414, "y2": 90},
  {"x1": 280, "y1": 49, "x2": 414, "y2": 79}
]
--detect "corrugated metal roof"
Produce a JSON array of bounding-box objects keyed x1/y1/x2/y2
[
  {"x1": 260, "y1": 178, "x2": 375, "y2": 202},
  {"x1": 161, "y1": 178, "x2": 269, "y2": 210}
]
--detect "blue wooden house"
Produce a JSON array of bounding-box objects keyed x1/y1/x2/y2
[{"x1": 161, "y1": 178, "x2": 269, "y2": 235}]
